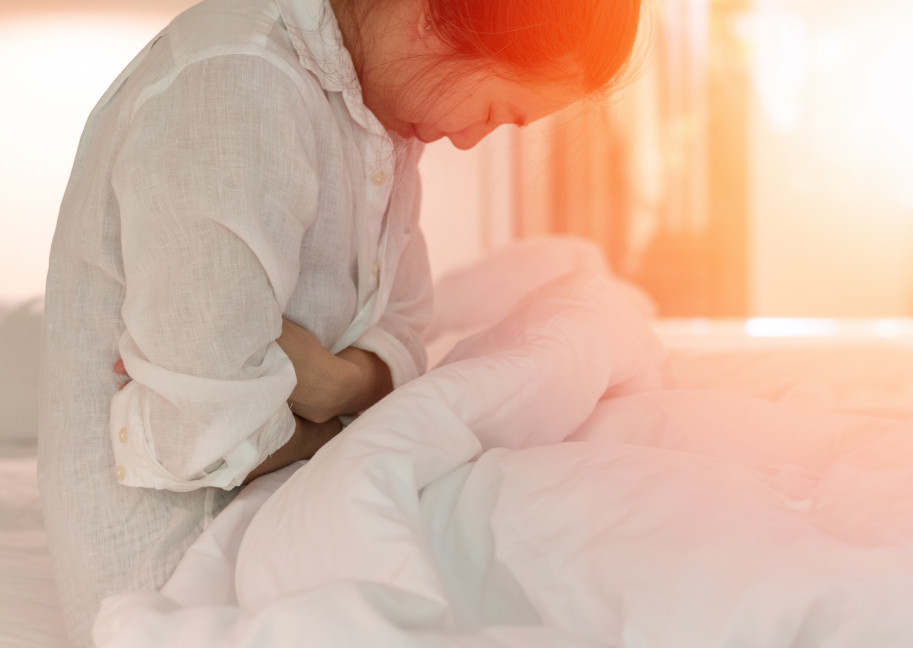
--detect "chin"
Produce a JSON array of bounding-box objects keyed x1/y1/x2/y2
[
  {"x1": 392, "y1": 122, "x2": 417, "y2": 140},
  {"x1": 413, "y1": 126, "x2": 444, "y2": 144},
  {"x1": 392, "y1": 122, "x2": 443, "y2": 144}
]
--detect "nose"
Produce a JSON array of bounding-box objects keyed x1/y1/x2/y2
[{"x1": 446, "y1": 122, "x2": 499, "y2": 150}]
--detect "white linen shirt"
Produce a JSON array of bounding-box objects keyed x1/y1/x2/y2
[
  {"x1": 40, "y1": 2, "x2": 431, "y2": 643},
  {"x1": 41, "y1": 0, "x2": 431, "y2": 493}
]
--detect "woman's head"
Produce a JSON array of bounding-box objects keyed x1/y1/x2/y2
[
  {"x1": 337, "y1": 0, "x2": 643, "y2": 149},
  {"x1": 426, "y1": 0, "x2": 641, "y2": 97}
]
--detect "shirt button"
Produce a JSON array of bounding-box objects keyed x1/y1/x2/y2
[
  {"x1": 118, "y1": 427, "x2": 128, "y2": 443},
  {"x1": 371, "y1": 260, "x2": 380, "y2": 279},
  {"x1": 370, "y1": 171, "x2": 387, "y2": 186},
  {"x1": 115, "y1": 465, "x2": 126, "y2": 481}
]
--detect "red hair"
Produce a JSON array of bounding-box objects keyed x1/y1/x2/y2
[{"x1": 427, "y1": 0, "x2": 642, "y2": 94}]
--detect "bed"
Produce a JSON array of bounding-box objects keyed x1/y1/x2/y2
[
  {"x1": 3, "y1": 238, "x2": 913, "y2": 648},
  {"x1": 0, "y1": 298, "x2": 68, "y2": 648}
]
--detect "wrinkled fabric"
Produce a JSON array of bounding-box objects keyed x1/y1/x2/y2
[
  {"x1": 38, "y1": 0, "x2": 430, "y2": 645},
  {"x1": 94, "y1": 270, "x2": 913, "y2": 648}
]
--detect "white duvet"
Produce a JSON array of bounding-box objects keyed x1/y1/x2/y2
[{"x1": 94, "y1": 270, "x2": 913, "y2": 648}]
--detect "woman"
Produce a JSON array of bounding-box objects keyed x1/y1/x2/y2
[{"x1": 38, "y1": 0, "x2": 642, "y2": 645}]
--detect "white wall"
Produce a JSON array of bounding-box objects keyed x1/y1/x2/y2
[
  {"x1": 0, "y1": 14, "x2": 172, "y2": 301},
  {"x1": 419, "y1": 129, "x2": 515, "y2": 281}
]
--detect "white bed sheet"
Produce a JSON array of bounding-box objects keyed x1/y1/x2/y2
[
  {"x1": 5, "y1": 244, "x2": 913, "y2": 648},
  {"x1": 89, "y1": 271, "x2": 913, "y2": 648},
  {"x1": 0, "y1": 446, "x2": 67, "y2": 648},
  {"x1": 657, "y1": 319, "x2": 913, "y2": 422},
  {"x1": 4, "y1": 316, "x2": 913, "y2": 648}
]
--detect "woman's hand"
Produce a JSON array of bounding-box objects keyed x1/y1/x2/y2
[
  {"x1": 278, "y1": 318, "x2": 393, "y2": 422},
  {"x1": 114, "y1": 359, "x2": 130, "y2": 390},
  {"x1": 112, "y1": 317, "x2": 392, "y2": 434},
  {"x1": 242, "y1": 414, "x2": 342, "y2": 484}
]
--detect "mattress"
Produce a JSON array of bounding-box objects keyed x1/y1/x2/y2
[{"x1": 657, "y1": 318, "x2": 913, "y2": 422}]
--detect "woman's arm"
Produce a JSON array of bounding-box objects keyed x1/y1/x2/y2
[
  {"x1": 115, "y1": 354, "x2": 347, "y2": 484},
  {"x1": 242, "y1": 414, "x2": 342, "y2": 485},
  {"x1": 107, "y1": 56, "x2": 322, "y2": 491},
  {"x1": 277, "y1": 318, "x2": 393, "y2": 423}
]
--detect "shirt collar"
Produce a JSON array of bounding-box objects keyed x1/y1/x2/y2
[{"x1": 276, "y1": 0, "x2": 383, "y2": 135}]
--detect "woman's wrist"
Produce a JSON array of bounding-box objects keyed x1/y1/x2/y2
[
  {"x1": 335, "y1": 347, "x2": 393, "y2": 413},
  {"x1": 286, "y1": 352, "x2": 355, "y2": 423}
]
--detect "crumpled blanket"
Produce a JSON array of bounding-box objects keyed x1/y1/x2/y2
[{"x1": 94, "y1": 270, "x2": 913, "y2": 648}]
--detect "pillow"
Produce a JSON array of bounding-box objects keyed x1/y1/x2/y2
[{"x1": 0, "y1": 298, "x2": 43, "y2": 444}]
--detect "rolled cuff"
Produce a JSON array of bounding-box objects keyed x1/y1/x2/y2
[{"x1": 109, "y1": 388, "x2": 296, "y2": 492}]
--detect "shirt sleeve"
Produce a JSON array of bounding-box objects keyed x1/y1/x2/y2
[
  {"x1": 351, "y1": 168, "x2": 433, "y2": 388},
  {"x1": 109, "y1": 55, "x2": 320, "y2": 491}
]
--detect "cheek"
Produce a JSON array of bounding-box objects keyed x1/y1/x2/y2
[
  {"x1": 393, "y1": 95, "x2": 432, "y2": 127},
  {"x1": 407, "y1": 84, "x2": 477, "y2": 130},
  {"x1": 417, "y1": 106, "x2": 478, "y2": 134}
]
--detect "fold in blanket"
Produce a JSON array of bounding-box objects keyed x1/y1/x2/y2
[{"x1": 95, "y1": 271, "x2": 913, "y2": 648}]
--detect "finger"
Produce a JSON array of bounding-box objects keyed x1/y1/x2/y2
[{"x1": 114, "y1": 359, "x2": 126, "y2": 374}]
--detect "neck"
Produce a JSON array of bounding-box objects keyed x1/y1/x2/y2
[{"x1": 328, "y1": 0, "x2": 366, "y2": 75}]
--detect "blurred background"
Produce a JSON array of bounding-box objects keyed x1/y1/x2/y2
[{"x1": 2, "y1": 0, "x2": 912, "y2": 316}]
